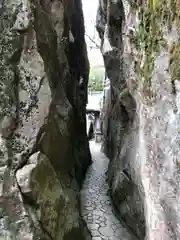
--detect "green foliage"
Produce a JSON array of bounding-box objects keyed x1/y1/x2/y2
[
  {"x1": 148, "y1": 0, "x2": 159, "y2": 10},
  {"x1": 169, "y1": 43, "x2": 180, "y2": 81},
  {"x1": 133, "y1": 9, "x2": 158, "y2": 90},
  {"x1": 132, "y1": 1, "x2": 168, "y2": 94},
  {"x1": 130, "y1": 0, "x2": 180, "y2": 98},
  {"x1": 168, "y1": 0, "x2": 180, "y2": 81},
  {"x1": 88, "y1": 66, "x2": 105, "y2": 91}
]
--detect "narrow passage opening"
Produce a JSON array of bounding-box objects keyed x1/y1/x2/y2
[{"x1": 80, "y1": 1, "x2": 137, "y2": 239}]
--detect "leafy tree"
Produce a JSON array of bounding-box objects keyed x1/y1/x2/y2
[{"x1": 88, "y1": 66, "x2": 105, "y2": 91}]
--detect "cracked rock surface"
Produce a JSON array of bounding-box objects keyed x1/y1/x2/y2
[{"x1": 81, "y1": 141, "x2": 136, "y2": 240}]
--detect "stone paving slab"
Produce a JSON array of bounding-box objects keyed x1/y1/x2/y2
[{"x1": 81, "y1": 141, "x2": 136, "y2": 240}]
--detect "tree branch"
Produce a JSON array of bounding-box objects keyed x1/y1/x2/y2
[{"x1": 85, "y1": 33, "x2": 100, "y2": 49}]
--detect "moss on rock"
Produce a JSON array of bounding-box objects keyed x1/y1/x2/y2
[
  {"x1": 133, "y1": 7, "x2": 161, "y2": 93},
  {"x1": 169, "y1": 43, "x2": 180, "y2": 80},
  {"x1": 132, "y1": 0, "x2": 178, "y2": 97}
]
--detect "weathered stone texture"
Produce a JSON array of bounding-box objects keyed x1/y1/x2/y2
[
  {"x1": 0, "y1": 0, "x2": 91, "y2": 239},
  {"x1": 97, "y1": 0, "x2": 180, "y2": 239}
]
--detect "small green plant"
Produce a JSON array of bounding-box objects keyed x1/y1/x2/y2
[{"x1": 148, "y1": 0, "x2": 159, "y2": 10}]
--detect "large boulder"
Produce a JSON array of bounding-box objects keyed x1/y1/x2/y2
[
  {"x1": 0, "y1": 0, "x2": 91, "y2": 239},
  {"x1": 97, "y1": 0, "x2": 180, "y2": 239}
]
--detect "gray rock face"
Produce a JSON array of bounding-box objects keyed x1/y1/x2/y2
[
  {"x1": 97, "y1": 0, "x2": 180, "y2": 239},
  {"x1": 0, "y1": 0, "x2": 91, "y2": 239}
]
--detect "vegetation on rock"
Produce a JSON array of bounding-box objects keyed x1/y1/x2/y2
[
  {"x1": 170, "y1": 43, "x2": 180, "y2": 81},
  {"x1": 132, "y1": 0, "x2": 172, "y2": 98},
  {"x1": 131, "y1": 0, "x2": 180, "y2": 90}
]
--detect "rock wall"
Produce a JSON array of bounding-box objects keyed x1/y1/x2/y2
[
  {"x1": 97, "y1": 0, "x2": 180, "y2": 239},
  {"x1": 0, "y1": 0, "x2": 91, "y2": 239}
]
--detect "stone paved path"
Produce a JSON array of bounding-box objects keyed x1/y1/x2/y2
[{"x1": 81, "y1": 141, "x2": 136, "y2": 240}]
